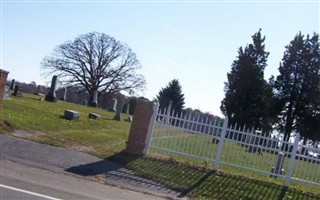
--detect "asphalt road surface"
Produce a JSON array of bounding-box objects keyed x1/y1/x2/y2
[
  {"x1": 0, "y1": 134, "x2": 180, "y2": 199},
  {"x1": 0, "y1": 159, "x2": 164, "y2": 200}
]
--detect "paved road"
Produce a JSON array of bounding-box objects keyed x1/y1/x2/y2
[
  {"x1": 0, "y1": 134, "x2": 181, "y2": 199},
  {"x1": 0, "y1": 159, "x2": 163, "y2": 200}
]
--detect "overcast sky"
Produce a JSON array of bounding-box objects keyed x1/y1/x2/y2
[{"x1": 1, "y1": 0, "x2": 319, "y2": 116}]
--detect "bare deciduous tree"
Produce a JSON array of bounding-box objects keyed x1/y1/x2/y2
[{"x1": 41, "y1": 32, "x2": 146, "y2": 106}]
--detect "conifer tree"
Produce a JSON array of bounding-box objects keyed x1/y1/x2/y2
[
  {"x1": 156, "y1": 79, "x2": 185, "y2": 115},
  {"x1": 273, "y1": 32, "x2": 320, "y2": 141},
  {"x1": 221, "y1": 29, "x2": 274, "y2": 132}
]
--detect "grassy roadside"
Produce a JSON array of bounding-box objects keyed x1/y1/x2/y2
[
  {"x1": 1, "y1": 92, "x2": 319, "y2": 199},
  {"x1": 0, "y1": 92, "x2": 131, "y2": 158},
  {"x1": 112, "y1": 154, "x2": 319, "y2": 200}
]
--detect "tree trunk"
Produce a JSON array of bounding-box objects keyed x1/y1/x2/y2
[{"x1": 282, "y1": 102, "x2": 294, "y2": 151}]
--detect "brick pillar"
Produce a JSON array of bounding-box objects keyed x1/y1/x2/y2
[
  {"x1": 0, "y1": 69, "x2": 9, "y2": 106},
  {"x1": 125, "y1": 99, "x2": 158, "y2": 156}
]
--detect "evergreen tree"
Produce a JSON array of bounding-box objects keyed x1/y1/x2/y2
[
  {"x1": 156, "y1": 79, "x2": 185, "y2": 115},
  {"x1": 273, "y1": 32, "x2": 320, "y2": 141},
  {"x1": 221, "y1": 29, "x2": 274, "y2": 132}
]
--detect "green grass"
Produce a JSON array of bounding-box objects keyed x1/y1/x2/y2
[
  {"x1": 111, "y1": 153, "x2": 320, "y2": 200},
  {"x1": 150, "y1": 125, "x2": 320, "y2": 194},
  {"x1": 1, "y1": 92, "x2": 319, "y2": 199},
  {"x1": 0, "y1": 92, "x2": 131, "y2": 158}
]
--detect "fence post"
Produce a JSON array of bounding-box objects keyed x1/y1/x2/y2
[
  {"x1": 214, "y1": 117, "x2": 228, "y2": 170},
  {"x1": 143, "y1": 102, "x2": 159, "y2": 155},
  {"x1": 284, "y1": 132, "x2": 300, "y2": 187}
]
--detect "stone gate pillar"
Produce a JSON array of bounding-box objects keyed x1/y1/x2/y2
[
  {"x1": 125, "y1": 99, "x2": 158, "y2": 156},
  {"x1": 0, "y1": 69, "x2": 9, "y2": 106}
]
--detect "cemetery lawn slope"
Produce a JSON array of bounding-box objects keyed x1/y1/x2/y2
[
  {"x1": 1, "y1": 93, "x2": 319, "y2": 199},
  {"x1": 0, "y1": 93, "x2": 131, "y2": 158}
]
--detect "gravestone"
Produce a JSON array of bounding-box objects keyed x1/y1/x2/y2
[
  {"x1": 108, "y1": 98, "x2": 117, "y2": 112},
  {"x1": 45, "y1": 75, "x2": 58, "y2": 102},
  {"x1": 3, "y1": 86, "x2": 10, "y2": 99},
  {"x1": 37, "y1": 85, "x2": 46, "y2": 95},
  {"x1": 127, "y1": 116, "x2": 133, "y2": 122},
  {"x1": 212, "y1": 138, "x2": 220, "y2": 144},
  {"x1": 64, "y1": 109, "x2": 80, "y2": 120},
  {"x1": 270, "y1": 152, "x2": 285, "y2": 178},
  {"x1": 38, "y1": 93, "x2": 45, "y2": 101},
  {"x1": 123, "y1": 103, "x2": 130, "y2": 114},
  {"x1": 84, "y1": 100, "x2": 88, "y2": 106},
  {"x1": 246, "y1": 145, "x2": 263, "y2": 155},
  {"x1": 10, "y1": 79, "x2": 15, "y2": 90},
  {"x1": 163, "y1": 100, "x2": 172, "y2": 124},
  {"x1": 113, "y1": 100, "x2": 124, "y2": 121},
  {"x1": 12, "y1": 85, "x2": 23, "y2": 97},
  {"x1": 91, "y1": 90, "x2": 98, "y2": 107},
  {"x1": 0, "y1": 69, "x2": 9, "y2": 105},
  {"x1": 62, "y1": 87, "x2": 67, "y2": 101},
  {"x1": 88, "y1": 112, "x2": 101, "y2": 119}
]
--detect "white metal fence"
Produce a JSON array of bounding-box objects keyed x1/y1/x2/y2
[{"x1": 146, "y1": 109, "x2": 320, "y2": 187}]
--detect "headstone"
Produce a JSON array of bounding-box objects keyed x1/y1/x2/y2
[
  {"x1": 62, "y1": 87, "x2": 67, "y2": 101},
  {"x1": 163, "y1": 100, "x2": 172, "y2": 124},
  {"x1": 270, "y1": 152, "x2": 285, "y2": 178},
  {"x1": 0, "y1": 69, "x2": 9, "y2": 105},
  {"x1": 212, "y1": 138, "x2": 220, "y2": 144},
  {"x1": 38, "y1": 93, "x2": 45, "y2": 101},
  {"x1": 246, "y1": 145, "x2": 263, "y2": 155},
  {"x1": 10, "y1": 79, "x2": 15, "y2": 90},
  {"x1": 108, "y1": 98, "x2": 117, "y2": 112},
  {"x1": 113, "y1": 100, "x2": 124, "y2": 121},
  {"x1": 125, "y1": 103, "x2": 130, "y2": 114},
  {"x1": 127, "y1": 116, "x2": 133, "y2": 122},
  {"x1": 84, "y1": 100, "x2": 88, "y2": 106},
  {"x1": 12, "y1": 85, "x2": 22, "y2": 97},
  {"x1": 88, "y1": 112, "x2": 101, "y2": 119},
  {"x1": 3, "y1": 86, "x2": 10, "y2": 99},
  {"x1": 45, "y1": 75, "x2": 58, "y2": 102},
  {"x1": 91, "y1": 90, "x2": 98, "y2": 107},
  {"x1": 167, "y1": 100, "x2": 172, "y2": 115},
  {"x1": 26, "y1": 83, "x2": 37, "y2": 94},
  {"x1": 37, "y1": 85, "x2": 46, "y2": 95},
  {"x1": 64, "y1": 109, "x2": 80, "y2": 120}
]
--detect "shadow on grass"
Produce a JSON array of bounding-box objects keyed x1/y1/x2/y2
[
  {"x1": 65, "y1": 152, "x2": 319, "y2": 200},
  {"x1": 65, "y1": 152, "x2": 180, "y2": 196}
]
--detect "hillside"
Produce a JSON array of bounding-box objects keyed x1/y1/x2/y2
[{"x1": 0, "y1": 92, "x2": 131, "y2": 158}]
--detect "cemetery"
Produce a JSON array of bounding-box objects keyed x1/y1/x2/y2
[{"x1": 0, "y1": 73, "x2": 319, "y2": 199}]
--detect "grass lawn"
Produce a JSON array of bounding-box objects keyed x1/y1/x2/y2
[
  {"x1": 150, "y1": 123, "x2": 320, "y2": 194},
  {"x1": 0, "y1": 92, "x2": 131, "y2": 158},
  {"x1": 116, "y1": 154, "x2": 320, "y2": 200},
  {"x1": 1, "y1": 92, "x2": 319, "y2": 199}
]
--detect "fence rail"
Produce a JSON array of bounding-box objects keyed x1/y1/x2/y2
[{"x1": 147, "y1": 109, "x2": 320, "y2": 187}]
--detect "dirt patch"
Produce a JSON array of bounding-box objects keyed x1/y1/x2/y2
[
  {"x1": 12, "y1": 130, "x2": 45, "y2": 138},
  {"x1": 69, "y1": 143, "x2": 94, "y2": 153},
  {"x1": 4, "y1": 128, "x2": 93, "y2": 154},
  {"x1": 40, "y1": 136, "x2": 94, "y2": 153},
  {"x1": 0, "y1": 120, "x2": 15, "y2": 131}
]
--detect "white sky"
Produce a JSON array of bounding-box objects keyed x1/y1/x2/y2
[{"x1": 1, "y1": 0, "x2": 319, "y2": 116}]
